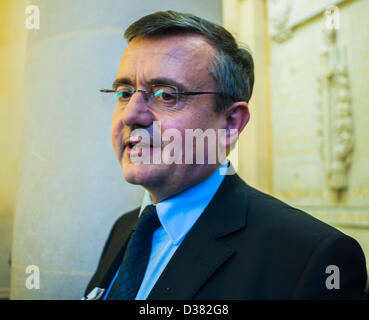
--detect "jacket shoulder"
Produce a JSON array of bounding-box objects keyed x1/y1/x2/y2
[
  {"x1": 224, "y1": 178, "x2": 367, "y2": 298},
  {"x1": 243, "y1": 182, "x2": 342, "y2": 240}
]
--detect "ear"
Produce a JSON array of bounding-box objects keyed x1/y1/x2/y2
[{"x1": 219, "y1": 101, "x2": 250, "y2": 149}]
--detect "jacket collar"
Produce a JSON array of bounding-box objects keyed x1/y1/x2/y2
[{"x1": 147, "y1": 173, "x2": 249, "y2": 299}]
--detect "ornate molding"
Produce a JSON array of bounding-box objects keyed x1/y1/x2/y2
[
  {"x1": 267, "y1": 0, "x2": 349, "y2": 43},
  {"x1": 268, "y1": 0, "x2": 293, "y2": 43},
  {"x1": 317, "y1": 28, "x2": 354, "y2": 200},
  {"x1": 299, "y1": 206, "x2": 369, "y2": 229}
]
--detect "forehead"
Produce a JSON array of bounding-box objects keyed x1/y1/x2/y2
[{"x1": 117, "y1": 34, "x2": 217, "y2": 88}]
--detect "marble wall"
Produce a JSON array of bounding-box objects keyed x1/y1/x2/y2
[
  {"x1": 0, "y1": 0, "x2": 29, "y2": 299},
  {"x1": 267, "y1": 0, "x2": 369, "y2": 228}
]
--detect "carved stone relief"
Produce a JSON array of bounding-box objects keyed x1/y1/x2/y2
[
  {"x1": 267, "y1": 0, "x2": 348, "y2": 43},
  {"x1": 268, "y1": 0, "x2": 293, "y2": 43},
  {"x1": 317, "y1": 28, "x2": 354, "y2": 201}
]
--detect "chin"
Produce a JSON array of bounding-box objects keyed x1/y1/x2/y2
[
  {"x1": 121, "y1": 162, "x2": 163, "y2": 188},
  {"x1": 122, "y1": 163, "x2": 143, "y2": 185}
]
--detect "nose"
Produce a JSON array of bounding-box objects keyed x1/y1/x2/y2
[{"x1": 120, "y1": 90, "x2": 154, "y2": 128}]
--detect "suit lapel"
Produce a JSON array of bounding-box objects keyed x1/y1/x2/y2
[
  {"x1": 148, "y1": 174, "x2": 249, "y2": 299},
  {"x1": 87, "y1": 209, "x2": 140, "y2": 293}
]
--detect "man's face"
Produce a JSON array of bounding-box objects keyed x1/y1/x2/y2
[{"x1": 111, "y1": 34, "x2": 226, "y2": 202}]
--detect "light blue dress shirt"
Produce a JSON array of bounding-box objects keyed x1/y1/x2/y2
[{"x1": 103, "y1": 162, "x2": 228, "y2": 300}]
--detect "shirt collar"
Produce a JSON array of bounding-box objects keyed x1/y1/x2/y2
[{"x1": 139, "y1": 162, "x2": 228, "y2": 245}]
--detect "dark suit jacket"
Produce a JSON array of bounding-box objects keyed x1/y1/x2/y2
[{"x1": 85, "y1": 173, "x2": 367, "y2": 299}]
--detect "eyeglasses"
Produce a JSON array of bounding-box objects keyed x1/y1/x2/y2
[{"x1": 99, "y1": 84, "x2": 226, "y2": 110}]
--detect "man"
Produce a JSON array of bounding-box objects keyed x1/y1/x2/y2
[{"x1": 84, "y1": 11, "x2": 367, "y2": 300}]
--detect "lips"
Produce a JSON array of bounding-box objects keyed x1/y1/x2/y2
[
  {"x1": 122, "y1": 136, "x2": 160, "y2": 160},
  {"x1": 124, "y1": 137, "x2": 142, "y2": 149},
  {"x1": 123, "y1": 138, "x2": 141, "y2": 158},
  {"x1": 124, "y1": 135, "x2": 162, "y2": 149}
]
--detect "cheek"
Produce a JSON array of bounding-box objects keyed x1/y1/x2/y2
[
  {"x1": 161, "y1": 111, "x2": 218, "y2": 137},
  {"x1": 111, "y1": 114, "x2": 124, "y2": 143}
]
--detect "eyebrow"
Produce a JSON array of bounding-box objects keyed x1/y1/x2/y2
[
  {"x1": 112, "y1": 77, "x2": 133, "y2": 90},
  {"x1": 112, "y1": 77, "x2": 188, "y2": 92},
  {"x1": 147, "y1": 78, "x2": 187, "y2": 92}
]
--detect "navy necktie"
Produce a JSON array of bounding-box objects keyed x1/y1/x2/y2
[{"x1": 107, "y1": 205, "x2": 160, "y2": 300}]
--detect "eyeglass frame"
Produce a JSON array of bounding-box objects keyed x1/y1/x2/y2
[{"x1": 99, "y1": 84, "x2": 233, "y2": 108}]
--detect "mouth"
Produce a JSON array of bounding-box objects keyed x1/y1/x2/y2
[
  {"x1": 125, "y1": 139, "x2": 140, "y2": 150},
  {"x1": 122, "y1": 137, "x2": 159, "y2": 159},
  {"x1": 123, "y1": 138, "x2": 140, "y2": 154}
]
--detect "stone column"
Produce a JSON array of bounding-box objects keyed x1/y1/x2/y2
[
  {"x1": 223, "y1": 0, "x2": 273, "y2": 194},
  {"x1": 10, "y1": 0, "x2": 222, "y2": 300},
  {"x1": 0, "y1": 0, "x2": 29, "y2": 299}
]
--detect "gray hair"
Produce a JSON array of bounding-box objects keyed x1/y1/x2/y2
[{"x1": 124, "y1": 10, "x2": 254, "y2": 112}]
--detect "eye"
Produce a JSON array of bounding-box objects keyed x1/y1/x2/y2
[
  {"x1": 153, "y1": 86, "x2": 178, "y2": 105},
  {"x1": 156, "y1": 90, "x2": 175, "y2": 101},
  {"x1": 115, "y1": 91, "x2": 131, "y2": 100},
  {"x1": 115, "y1": 86, "x2": 134, "y2": 101}
]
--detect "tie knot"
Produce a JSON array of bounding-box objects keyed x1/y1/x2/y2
[{"x1": 134, "y1": 205, "x2": 161, "y2": 234}]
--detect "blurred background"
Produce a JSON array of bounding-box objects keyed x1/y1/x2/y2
[{"x1": 0, "y1": 0, "x2": 368, "y2": 299}]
